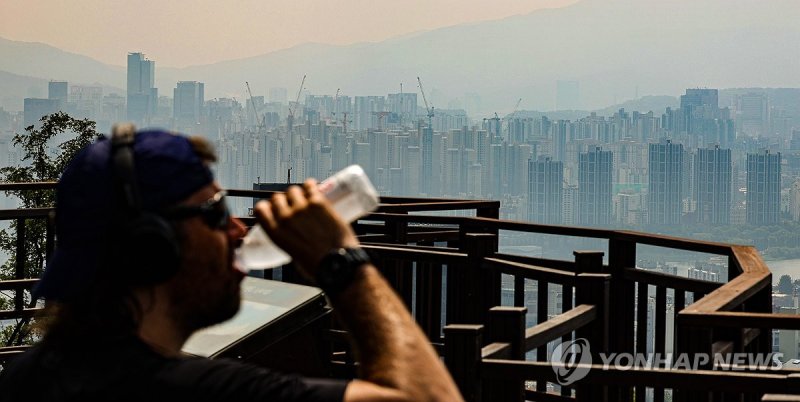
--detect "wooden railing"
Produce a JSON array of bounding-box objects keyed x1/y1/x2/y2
[{"x1": 1, "y1": 183, "x2": 798, "y2": 402}]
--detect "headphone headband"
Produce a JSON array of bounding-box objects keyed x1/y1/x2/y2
[
  {"x1": 109, "y1": 123, "x2": 181, "y2": 285},
  {"x1": 111, "y1": 123, "x2": 141, "y2": 214}
]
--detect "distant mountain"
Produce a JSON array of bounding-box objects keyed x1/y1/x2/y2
[
  {"x1": 594, "y1": 96, "x2": 679, "y2": 117},
  {"x1": 0, "y1": 69, "x2": 124, "y2": 112},
  {"x1": 0, "y1": 37, "x2": 123, "y2": 87},
  {"x1": 509, "y1": 95, "x2": 679, "y2": 121},
  {"x1": 0, "y1": 70, "x2": 48, "y2": 111},
  {"x1": 1, "y1": 0, "x2": 798, "y2": 113}
]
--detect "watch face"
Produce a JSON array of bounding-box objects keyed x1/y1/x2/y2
[{"x1": 317, "y1": 248, "x2": 370, "y2": 295}]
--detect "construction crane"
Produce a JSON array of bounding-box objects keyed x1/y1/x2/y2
[
  {"x1": 510, "y1": 98, "x2": 522, "y2": 118},
  {"x1": 340, "y1": 111, "x2": 352, "y2": 134},
  {"x1": 504, "y1": 97, "x2": 523, "y2": 140},
  {"x1": 372, "y1": 111, "x2": 391, "y2": 131},
  {"x1": 245, "y1": 81, "x2": 265, "y2": 133},
  {"x1": 287, "y1": 75, "x2": 306, "y2": 132},
  {"x1": 286, "y1": 75, "x2": 305, "y2": 183},
  {"x1": 331, "y1": 88, "x2": 340, "y2": 121},
  {"x1": 417, "y1": 76, "x2": 434, "y2": 130}
]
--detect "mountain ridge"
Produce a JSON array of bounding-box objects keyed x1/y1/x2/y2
[{"x1": 1, "y1": 0, "x2": 798, "y2": 112}]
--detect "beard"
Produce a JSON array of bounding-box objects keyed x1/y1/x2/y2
[{"x1": 167, "y1": 233, "x2": 243, "y2": 334}]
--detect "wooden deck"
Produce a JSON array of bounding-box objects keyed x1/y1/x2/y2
[{"x1": 0, "y1": 183, "x2": 797, "y2": 401}]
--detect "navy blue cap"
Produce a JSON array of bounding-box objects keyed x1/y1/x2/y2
[{"x1": 34, "y1": 129, "x2": 214, "y2": 302}]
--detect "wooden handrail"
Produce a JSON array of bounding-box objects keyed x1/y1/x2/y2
[
  {"x1": 0, "y1": 279, "x2": 39, "y2": 291},
  {"x1": 622, "y1": 267, "x2": 721, "y2": 294},
  {"x1": 0, "y1": 208, "x2": 53, "y2": 220},
  {"x1": 481, "y1": 342, "x2": 512, "y2": 359},
  {"x1": 0, "y1": 182, "x2": 58, "y2": 191},
  {"x1": 525, "y1": 304, "x2": 596, "y2": 351},
  {"x1": 681, "y1": 312, "x2": 800, "y2": 330},
  {"x1": 482, "y1": 257, "x2": 577, "y2": 285},
  {"x1": 361, "y1": 244, "x2": 469, "y2": 265}
]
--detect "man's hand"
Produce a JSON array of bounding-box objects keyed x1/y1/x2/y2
[{"x1": 253, "y1": 178, "x2": 359, "y2": 280}]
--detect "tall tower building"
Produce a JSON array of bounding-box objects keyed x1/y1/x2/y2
[
  {"x1": 680, "y1": 88, "x2": 719, "y2": 110},
  {"x1": 577, "y1": 147, "x2": 613, "y2": 226},
  {"x1": 648, "y1": 140, "x2": 684, "y2": 225},
  {"x1": 48, "y1": 81, "x2": 68, "y2": 110},
  {"x1": 528, "y1": 156, "x2": 563, "y2": 224},
  {"x1": 173, "y1": 81, "x2": 205, "y2": 132},
  {"x1": 127, "y1": 52, "x2": 157, "y2": 126},
  {"x1": 694, "y1": 146, "x2": 732, "y2": 224},
  {"x1": 746, "y1": 150, "x2": 781, "y2": 225}
]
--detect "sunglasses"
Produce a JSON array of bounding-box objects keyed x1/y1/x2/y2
[{"x1": 161, "y1": 191, "x2": 231, "y2": 230}]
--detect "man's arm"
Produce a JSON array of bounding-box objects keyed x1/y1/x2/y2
[{"x1": 253, "y1": 180, "x2": 463, "y2": 402}]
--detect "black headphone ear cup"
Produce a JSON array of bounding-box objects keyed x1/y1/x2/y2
[{"x1": 123, "y1": 214, "x2": 181, "y2": 285}]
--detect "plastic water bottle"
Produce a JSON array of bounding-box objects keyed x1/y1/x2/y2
[{"x1": 235, "y1": 165, "x2": 380, "y2": 271}]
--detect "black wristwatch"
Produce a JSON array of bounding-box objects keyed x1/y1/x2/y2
[{"x1": 315, "y1": 247, "x2": 371, "y2": 297}]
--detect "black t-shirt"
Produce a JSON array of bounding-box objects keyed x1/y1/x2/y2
[{"x1": 0, "y1": 336, "x2": 348, "y2": 402}]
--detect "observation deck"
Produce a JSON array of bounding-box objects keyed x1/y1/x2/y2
[{"x1": 1, "y1": 182, "x2": 799, "y2": 402}]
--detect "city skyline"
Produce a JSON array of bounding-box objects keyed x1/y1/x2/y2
[{"x1": 0, "y1": 0, "x2": 576, "y2": 68}]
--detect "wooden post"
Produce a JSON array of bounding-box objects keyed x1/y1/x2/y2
[
  {"x1": 444, "y1": 324, "x2": 484, "y2": 402},
  {"x1": 385, "y1": 214, "x2": 414, "y2": 308},
  {"x1": 457, "y1": 233, "x2": 498, "y2": 325},
  {"x1": 484, "y1": 307, "x2": 527, "y2": 402},
  {"x1": 607, "y1": 239, "x2": 636, "y2": 402},
  {"x1": 575, "y1": 252, "x2": 610, "y2": 402},
  {"x1": 574, "y1": 250, "x2": 604, "y2": 274},
  {"x1": 14, "y1": 218, "x2": 26, "y2": 312},
  {"x1": 416, "y1": 241, "x2": 444, "y2": 341}
]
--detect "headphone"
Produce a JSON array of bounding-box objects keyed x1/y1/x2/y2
[{"x1": 110, "y1": 123, "x2": 181, "y2": 285}]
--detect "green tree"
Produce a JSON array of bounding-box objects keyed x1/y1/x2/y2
[
  {"x1": 0, "y1": 112, "x2": 101, "y2": 346},
  {"x1": 777, "y1": 274, "x2": 794, "y2": 295}
]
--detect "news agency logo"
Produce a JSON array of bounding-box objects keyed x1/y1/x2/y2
[
  {"x1": 550, "y1": 338, "x2": 785, "y2": 386},
  {"x1": 551, "y1": 338, "x2": 592, "y2": 385}
]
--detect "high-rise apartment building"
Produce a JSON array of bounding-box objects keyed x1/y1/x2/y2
[
  {"x1": 577, "y1": 147, "x2": 613, "y2": 225},
  {"x1": 746, "y1": 150, "x2": 781, "y2": 225},
  {"x1": 528, "y1": 156, "x2": 563, "y2": 224},
  {"x1": 127, "y1": 52, "x2": 157, "y2": 126},
  {"x1": 694, "y1": 146, "x2": 732, "y2": 224},
  {"x1": 420, "y1": 126, "x2": 434, "y2": 196},
  {"x1": 737, "y1": 93, "x2": 769, "y2": 136},
  {"x1": 386, "y1": 93, "x2": 417, "y2": 127},
  {"x1": 648, "y1": 140, "x2": 684, "y2": 225},
  {"x1": 268, "y1": 87, "x2": 288, "y2": 104},
  {"x1": 790, "y1": 179, "x2": 800, "y2": 222}
]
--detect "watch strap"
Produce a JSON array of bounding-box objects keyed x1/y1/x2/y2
[{"x1": 315, "y1": 247, "x2": 370, "y2": 297}]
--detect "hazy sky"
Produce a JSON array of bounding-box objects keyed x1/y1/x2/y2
[{"x1": 0, "y1": 0, "x2": 576, "y2": 68}]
